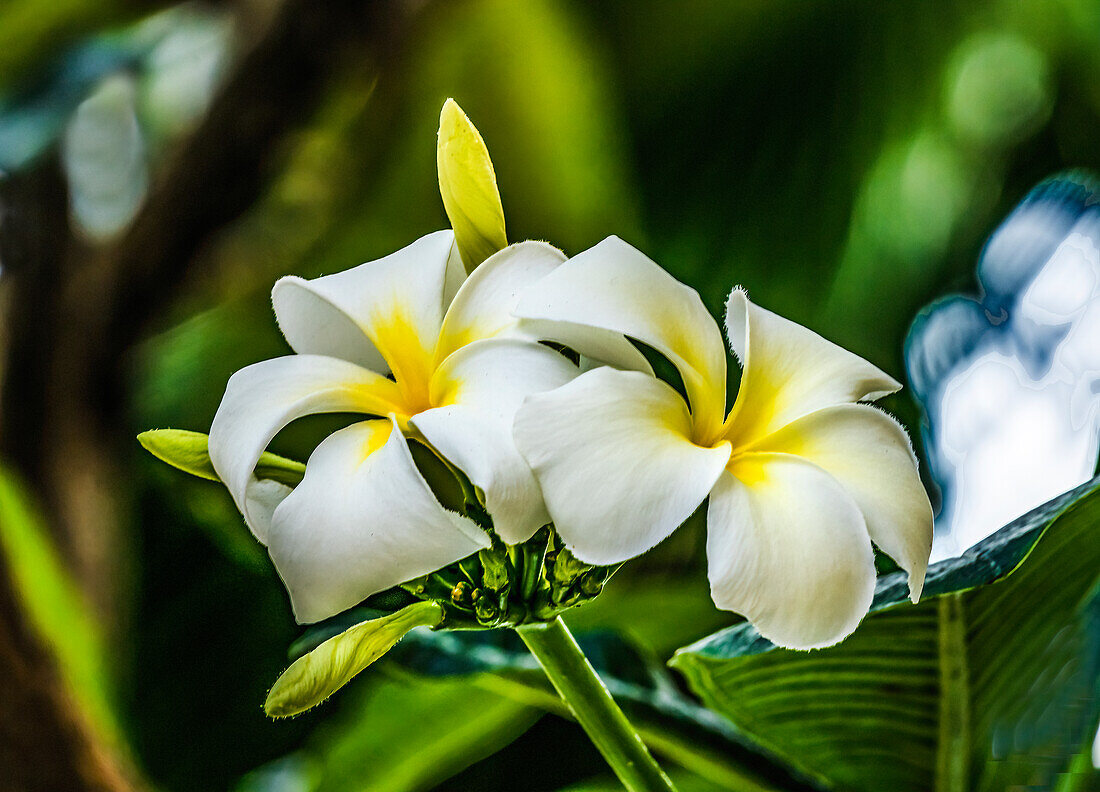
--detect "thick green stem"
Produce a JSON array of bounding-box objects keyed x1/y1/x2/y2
[{"x1": 516, "y1": 617, "x2": 677, "y2": 792}]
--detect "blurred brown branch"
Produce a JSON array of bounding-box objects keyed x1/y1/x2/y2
[{"x1": 0, "y1": 548, "x2": 140, "y2": 792}]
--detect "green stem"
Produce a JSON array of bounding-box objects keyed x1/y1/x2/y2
[
  {"x1": 516, "y1": 617, "x2": 678, "y2": 792},
  {"x1": 936, "y1": 592, "x2": 970, "y2": 792}
]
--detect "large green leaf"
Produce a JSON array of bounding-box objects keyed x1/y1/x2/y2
[
  {"x1": 671, "y1": 476, "x2": 1100, "y2": 792},
  {"x1": 376, "y1": 628, "x2": 824, "y2": 792},
  {"x1": 238, "y1": 675, "x2": 541, "y2": 792}
]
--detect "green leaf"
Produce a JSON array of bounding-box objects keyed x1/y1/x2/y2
[
  {"x1": 386, "y1": 628, "x2": 823, "y2": 792},
  {"x1": 671, "y1": 476, "x2": 1100, "y2": 792},
  {"x1": 559, "y1": 773, "x2": 732, "y2": 792},
  {"x1": 137, "y1": 428, "x2": 306, "y2": 486},
  {"x1": 265, "y1": 601, "x2": 444, "y2": 718},
  {"x1": 238, "y1": 675, "x2": 541, "y2": 792},
  {"x1": 437, "y1": 98, "x2": 508, "y2": 272},
  {"x1": 321, "y1": 677, "x2": 539, "y2": 792}
]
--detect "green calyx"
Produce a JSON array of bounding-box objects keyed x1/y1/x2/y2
[
  {"x1": 414, "y1": 445, "x2": 615, "y2": 629},
  {"x1": 277, "y1": 529, "x2": 614, "y2": 718},
  {"x1": 401, "y1": 528, "x2": 616, "y2": 630}
]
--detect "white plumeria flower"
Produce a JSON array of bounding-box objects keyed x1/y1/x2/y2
[
  {"x1": 209, "y1": 230, "x2": 640, "y2": 624},
  {"x1": 513, "y1": 237, "x2": 934, "y2": 649}
]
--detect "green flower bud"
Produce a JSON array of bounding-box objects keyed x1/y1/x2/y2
[
  {"x1": 437, "y1": 99, "x2": 507, "y2": 273},
  {"x1": 551, "y1": 547, "x2": 588, "y2": 586},
  {"x1": 450, "y1": 580, "x2": 473, "y2": 607},
  {"x1": 479, "y1": 547, "x2": 511, "y2": 592},
  {"x1": 138, "y1": 429, "x2": 304, "y2": 487},
  {"x1": 265, "y1": 601, "x2": 442, "y2": 718}
]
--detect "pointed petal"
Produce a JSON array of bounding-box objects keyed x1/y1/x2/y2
[
  {"x1": 745, "y1": 404, "x2": 933, "y2": 601},
  {"x1": 723, "y1": 289, "x2": 901, "y2": 447},
  {"x1": 707, "y1": 457, "x2": 875, "y2": 650},
  {"x1": 519, "y1": 318, "x2": 654, "y2": 374},
  {"x1": 436, "y1": 241, "x2": 565, "y2": 361},
  {"x1": 268, "y1": 419, "x2": 489, "y2": 623},
  {"x1": 208, "y1": 355, "x2": 403, "y2": 537},
  {"x1": 514, "y1": 236, "x2": 727, "y2": 438},
  {"x1": 515, "y1": 367, "x2": 731, "y2": 565},
  {"x1": 414, "y1": 339, "x2": 578, "y2": 543},
  {"x1": 437, "y1": 98, "x2": 507, "y2": 272},
  {"x1": 272, "y1": 231, "x2": 454, "y2": 396}
]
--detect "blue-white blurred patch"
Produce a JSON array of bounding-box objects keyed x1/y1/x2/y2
[
  {"x1": 62, "y1": 74, "x2": 148, "y2": 241},
  {"x1": 906, "y1": 173, "x2": 1100, "y2": 562}
]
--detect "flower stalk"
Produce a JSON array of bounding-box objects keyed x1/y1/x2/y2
[{"x1": 517, "y1": 617, "x2": 677, "y2": 792}]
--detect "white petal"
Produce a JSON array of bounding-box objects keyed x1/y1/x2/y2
[
  {"x1": 438, "y1": 240, "x2": 650, "y2": 373},
  {"x1": 413, "y1": 406, "x2": 547, "y2": 543},
  {"x1": 244, "y1": 478, "x2": 293, "y2": 545},
  {"x1": 745, "y1": 404, "x2": 933, "y2": 601},
  {"x1": 208, "y1": 355, "x2": 403, "y2": 537},
  {"x1": 706, "y1": 457, "x2": 875, "y2": 650},
  {"x1": 414, "y1": 339, "x2": 578, "y2": 543},
  {"x1": 723, "y1": 289, "x2": 901, "y2": 447},
  {"x1": 430, "y1": 338, "x2": 579, "y2": 414},
  {"x1": 514, "y1": 367, "x2": 731, "y2": 565},
  {"x1": 436, "y1": 241, "x2": 565, "y2": 360},
  {"x1": 514, "y1": 236, "x2": 728, "y2": 438},
  {"x1": 268, "y1": 419, "x2": 489, "y2": 623},
  {"x1": 518, "y1": 318, "x2": 654, "y2": 374},
  {"x1": 272, "y1": 230, "x2": 454, "y2": 380}
]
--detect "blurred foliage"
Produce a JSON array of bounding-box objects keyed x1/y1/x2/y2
[
  {"x1": 0, "y1": 0, "x2": 139, "y2": 91},
  {"x1": 0, "y1": 467, "x2": 124, "y2": 752},
  {"x1": 2, "y1": 0, "x2": 1100, "y2": 789}
]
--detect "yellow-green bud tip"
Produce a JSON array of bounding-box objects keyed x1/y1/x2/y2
[{"x1": 437, "y1": 99, "x2": 507, "y2": 273}]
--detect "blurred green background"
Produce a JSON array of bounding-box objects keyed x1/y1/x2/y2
[{"x1": 0, "y1": 0, "x2": 1098, "y2": 790}]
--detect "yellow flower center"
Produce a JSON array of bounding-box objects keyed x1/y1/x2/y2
[{"x1": 366, "y1": 305, "x2": 438, "y2": 425}]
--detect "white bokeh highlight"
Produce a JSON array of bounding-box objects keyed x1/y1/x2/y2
[{"x1": 928, "y1": 232, "x2": 1100, "y2": 562}]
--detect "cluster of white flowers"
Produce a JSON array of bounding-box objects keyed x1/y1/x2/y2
[{"x1": 206, "y1": 101, "x2": 932, "y2": 651}]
